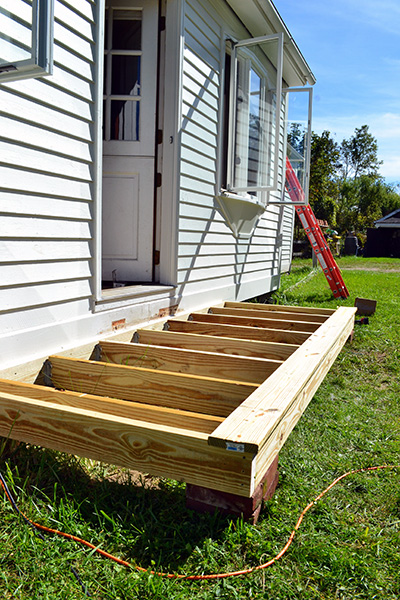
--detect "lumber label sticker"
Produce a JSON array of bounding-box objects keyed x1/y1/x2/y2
[{"x1": 226, "y1": 442, "x2": 245, "y2": 453}]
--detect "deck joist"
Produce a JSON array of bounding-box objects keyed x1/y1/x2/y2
[{"x1": 0, "y1": 303, "x2": 356, "y2": 498}]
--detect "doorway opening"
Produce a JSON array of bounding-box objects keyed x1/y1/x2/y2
[{"x1": 101, "y1": 0, "x2": 160, "y2": 290}]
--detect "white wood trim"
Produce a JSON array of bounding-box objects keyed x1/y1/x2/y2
[
  {"x1": 159, "y1": 0, "x2": 184, "y2": 286},
  {"x1": 93, "y1": 0, "x2": 106, "y2": 301}
]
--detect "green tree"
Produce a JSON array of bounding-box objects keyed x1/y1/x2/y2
[
  {"x1": 340, "y1": 125, "x2": 383, "y2": 179},
  {"x1": 336, "y1": 176, "x2": 400, "y2": 233},
  {"x1": 287, "y1": 122, "x2": 305, "y2": 155},
  {"x1": 308, "y1": 130, "x2": 340, "y2": 224}
]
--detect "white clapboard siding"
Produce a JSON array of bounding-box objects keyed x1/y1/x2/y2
[
  {"x1": 60, "y1": 0, "x2": 95, "y2": 23},
  {"x1": 177, "y1": 0, "x2": 289, "y2": 305},
  {"x1": 179, "y1": 202, "x2": 222, "y2": 221},
  {"x1": 3, "y1": 69, "x2": 93, "y2": 114},
  {"x1": 0, "y1": 88, "x2": 93, "y2": 139},
  {"x1": 54, "y1": 44, "x2": 94, "y2": 82},
  {"x1": 0, "y1": 280, "x2": 92, "y2": 313},
  {"x1": 181, "y1": 119, "x2": 217, "y2": 149},
  {"x1": 0, "y1": 0, "x2": 96, "y2": 339},
  {"x1": 181, "y1": 145, "x2": 217, "y2": 174},
  {"x1": 0, "y1": 216, "x2": 92, "y2": 240},
  {"x1": 0, "y1": 299, "x2": 91, "y2": 335},
  {"x1": 181, "y1": 160, "x2": 217, "y2": 187},
  {"x1": 0, "y1": 142, "x2": 92, "y2": 182},
  {"x1": 178, "y1": 252, "x2": 274, "y2": 270},
  {"x1": 177, "y1": 262, "x2": 275, "y2": 286},
  {"x1": 0, "y1": 261, "x2": 92, "y2": 288},
  {"x1": 0, "y1": 167, "x2": 92, "y2": 200},
  {"x1": 54, "y1": 21, "x2": 95, "y2": 62},
  {"x1": 0, "y1": 193, "x2": 92, "y2": 220},
  {"x1": 280, "y1": 205, "x2": 295, "y2": 271},
  {"x1": 55, "y1": 2, "x2": 95, "y2": 41},
  {"x1": 0, "y1": 241, "x2": 92, "y2": 263},
  {"x1": 0, "y1": 116, "x2": 92, "y2": 163},
  {"x1": 180, "y1": 173, "x2": 216, "y2": 197}
]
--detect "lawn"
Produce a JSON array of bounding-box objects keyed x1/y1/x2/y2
[{"x1": 0, "y1": 256, "x2": 399, "y2": 599}]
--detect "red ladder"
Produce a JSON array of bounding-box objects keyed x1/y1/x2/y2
[{"x1": 285, "y1": 157, "x2": 349, "y2": 299}]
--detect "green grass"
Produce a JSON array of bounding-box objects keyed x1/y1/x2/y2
[{"x1": 1, "y1": 256, "x2": 400, "y2": 599}]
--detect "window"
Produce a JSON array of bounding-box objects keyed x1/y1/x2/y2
[
  {"x1": 0, "y1": 0, "x2": 54, "y2": 82},
  {"x1": 103, "y1": 8, "x2": 142, "y2": 141},
  {"x1": 226, "y1": 33, "x2": 283, "y2": 195},
  {"x1": 269, "y1": 86, "x2": 313, "y2": 205}
]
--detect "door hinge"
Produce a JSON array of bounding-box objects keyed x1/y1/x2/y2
[
  {"x1": 156, "y1": 173, "x2": 162, "y2": 187},
  {"x1": 159, "y1": 16, "x2": 166, "y2": 31},
  {"x1": 156, "y1": 129, "x2": 163, "y2": 144},
  {"x1": 154, "y1": 250, "x2": 160, "y2": 265}
]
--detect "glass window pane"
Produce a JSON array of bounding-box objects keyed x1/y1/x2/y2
[
  {"x1": 111, "y1": 55, "x2": 140, "y2": 96},
  {"x1": 230, "y1": 35, "x2": 282, "y2": 194},
  {"x1": 0, "y1": 1, "x2": 33, "y2": 65},
  {"x1": 285, "y1": 93, "x2": 309, "y2": 195},
  {"x1": 248, "y1": 69, "x2": 261, "y2": 187},
  {"x1": 112, "y1": 10, "x2": 141, "y2": 50},
  {"x1": 110, "y1": 99, "x2": 139, "y2": 141}
]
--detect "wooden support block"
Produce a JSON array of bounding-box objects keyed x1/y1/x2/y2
[
  {"x1": 190, "y1": 311, "x2": 320, "y2": 333},
  {"x1": 134, "y1": 329, "x2": 297, "y2": 361},
  {"x1": 0, "y1": 391, "x2": 255, "y2": 496},
  {"x1": 225, "y1": 301, "x2": 335, "y2": 316},
  {"x1": 48, "y1": 356, "x2": 257, "y2": 418},
  {"x1": 210, "y1": 306, "x2": 328, "y2": 324},
  {"x1": 0, "y1": 378, "x2": 223, "y2": 434},
  {"x1": 98, "y1": 340, "x2": 282, "y2": 385},
  {"x1": 186, "y1": 456, "x2": 279, "y2": 523},
  {"x1": 165, "y1": 319, "x2": 310, "y2": 345}
]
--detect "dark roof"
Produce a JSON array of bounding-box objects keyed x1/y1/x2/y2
[{"x1": 375, "y1": 208, "x2": 400, "y2": 227}]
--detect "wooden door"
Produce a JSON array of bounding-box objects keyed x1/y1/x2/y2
[{"x1": 102, "y1": 0, "x2": 158, "y2": 283}]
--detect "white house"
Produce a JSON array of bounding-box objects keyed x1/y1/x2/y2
[{"x1": 0, "y1": 0, "x2": 315, "y2": 374}]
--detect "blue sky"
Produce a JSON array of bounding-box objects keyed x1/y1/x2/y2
[{"x1": 274, "y1": 0, "x2": 400, "y2": 185}]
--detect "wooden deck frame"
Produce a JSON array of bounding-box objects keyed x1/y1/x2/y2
[{"x1": 0, "y1": 303, "x2": 356, "y2": 504}]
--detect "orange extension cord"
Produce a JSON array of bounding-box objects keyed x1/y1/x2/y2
[{"x1": 1, "y1": 464, "x2": 399, "y2": 581}]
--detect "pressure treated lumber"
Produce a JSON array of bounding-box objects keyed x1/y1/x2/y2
[
  {"x1": 209, "y1": 306, "x2": 328, "y2": 324},
  {"x1": 98, "y1": 340, "x2": 282, "y2": 384},
  {"x1": 0, "y1": 303, "x2": 355, "y2": 506},
  {"x1": 189, "y1": 311, "x2": 320, "y2": 333},
  {"x1": 208, "y1": 306, "x2": 356, "y2": 454},
  {"x1": 48, "y1": 356, "x2": 257, "y2": 418},
  {"x1": 0, "y1": 378, "x2": 222, "y2": 434},
  {"x1": 165, "y1": 319, "x2": 310, "y2": 345},
  {"x1": 134, "y1": 329, "x2": 296, "y2": 361},
  {"x1": 252, "y1": 316, "x2": 354, "y2": 488},
  {"x1": 225, "y1": 301, "x2": 335, "y2": 316},
  {"x1": 0, "y1": 391, "x2": 255, "y2": 496}
]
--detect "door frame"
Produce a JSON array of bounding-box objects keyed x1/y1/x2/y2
[{"x1": 92, "y1": 0, "x2": 183, "y2": 303}]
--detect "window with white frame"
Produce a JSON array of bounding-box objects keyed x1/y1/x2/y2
[
  {"x1": 226, "y1": 33, "x2": 283, "y2": 196},
  {"x1": 0, "y1": 0, "x2": 53, "y2": 82},
  {"x1": 103, "y1": 8, "x2": 142, "y2": 141},
  {"x1": 269, "y1": 86, "x2": 313, "y2": 205}
]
